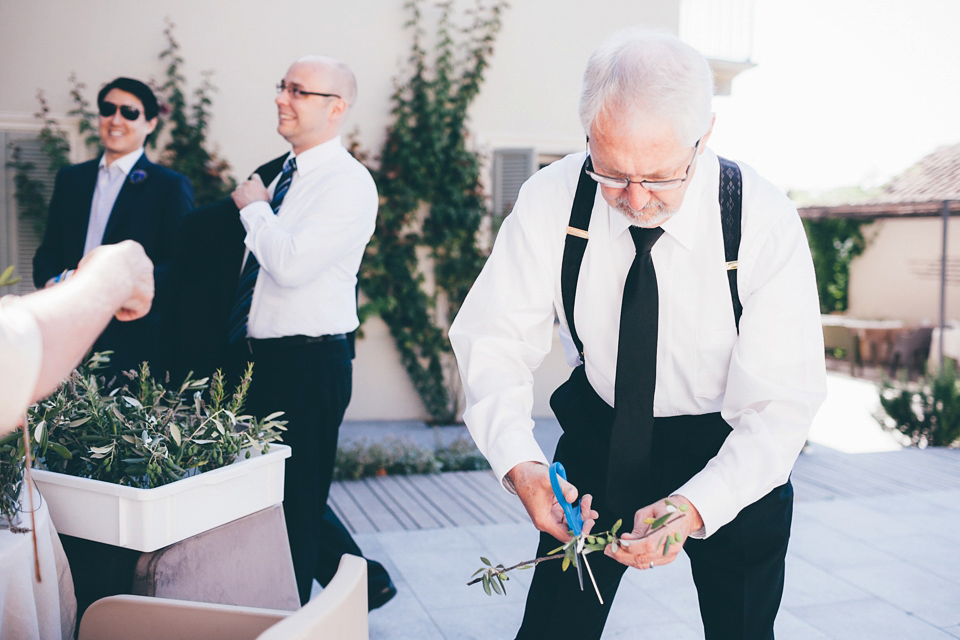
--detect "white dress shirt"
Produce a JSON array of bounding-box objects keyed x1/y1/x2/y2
[
  {"x1": 239, "y1": 136, "x2": 378, "y2": 339},
  {"x1": 449, "y1": 149, "x2": 827, "y2": 537},
  {"x1": 82, "y1": 148, "x2": 144, "y2": 257},
  {"x1": 0, "y1": 296, "x2": 42, "y2": 434}
]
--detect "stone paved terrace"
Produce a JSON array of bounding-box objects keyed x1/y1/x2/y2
[{"x1": 327, "y1": 373, "x2": 960, "y2": 639}]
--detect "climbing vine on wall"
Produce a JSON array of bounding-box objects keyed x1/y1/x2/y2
[
  {"x1": 803, "y1": 217, "x2": 870, "y2": 313},
  {"x1": 360, "y1": 0, "x2": 507, "y2": 423},
  {"x1": 8, "y1": 20, "x2": 234, "y2": 240}
]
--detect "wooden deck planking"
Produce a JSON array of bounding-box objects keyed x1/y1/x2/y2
[
  {"x1": 372, "y1": 475, "x2": 448, "y2": 530},
  {"x1": 455, "y1": 471, "x2": 528, "y2": 522},
  {"x1": 329, "y1": 481, "x2": 377, "y2": 534},
  {"x1": 438, "y1": 471, "x2": 527, "y2": 525},
  {"x1": 330, "y1": 448, "x2": 960, "y2": 534}
]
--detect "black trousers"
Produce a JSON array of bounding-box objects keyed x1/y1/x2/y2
[
  {"x1": 516, "y1": 366, "x2": 793, "y2": 640},
  {"x1": 231, "y1": 337, "x2": 379, "y2": 604}
]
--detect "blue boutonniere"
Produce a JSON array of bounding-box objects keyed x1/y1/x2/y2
[{"x1": 129, "y1": 169, "x2": 148, "y2": 184}]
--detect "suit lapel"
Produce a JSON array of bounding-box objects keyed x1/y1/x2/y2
[
  {"x1": 66, "y1": 161, "x2": 101, "y2": 260},
  {"x1": 102, "y1": 153, "x2": 151, "y2": 244},
  {"x1": 254, "y1": 154, "x2": 289, "y2": 187}
]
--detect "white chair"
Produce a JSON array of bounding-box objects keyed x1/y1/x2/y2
[{"x1": 77, "y1": 554, "x2": 368, "y2": 640}]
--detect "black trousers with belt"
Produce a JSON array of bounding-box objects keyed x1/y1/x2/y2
[
  {"x1": 516, "y1": 366, "x2": 793, "y2": 640},
  {"x1": 229, "y1": 335, "x2": 384, "y2": 604}
]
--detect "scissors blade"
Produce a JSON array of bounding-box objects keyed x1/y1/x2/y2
[
  {"x1": 575, "y1": 553, "x2": 585, "y2": 591},
  {"x1": 581, "y1": 552, "x2": 604, "y2": 605}
]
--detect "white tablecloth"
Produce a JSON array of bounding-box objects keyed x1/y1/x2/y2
[
  {"x1": 0, "y1": 484, "x2": 76, "y2": 639},
  {"x1": 929, "y1": 324, "x2": 960, "y2": 369}
]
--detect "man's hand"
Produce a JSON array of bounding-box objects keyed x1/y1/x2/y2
[
  {"x1": 604, "y1": 495, "x2": 703, "y2": 569},
  {"x1": 232, "y1": 173, "x2": 271, "y2": 209},
  {"x1": 76, "y1": 241, "x2": 154, "y2": 321},
  {"x1": 507, "y1": 461, "x2": 598, "y2": 543}
]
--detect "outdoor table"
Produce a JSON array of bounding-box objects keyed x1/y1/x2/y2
[
  {"x1": 929, "y1": 323, "x2": 960, "y2": 369},
  {"x1": 0, "y1": 484, "x2": 77, "y2": 640}
]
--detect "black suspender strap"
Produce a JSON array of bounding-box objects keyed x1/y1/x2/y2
[
  {"x1": 718, "y1": 157, "x2": 743, "y2": 332},
  {"x1": 560, "y1": 158, "x2": 598, "y2": 362},
  {"x1": 560, "y1": 155, "x2": 744, "y2": 358}
]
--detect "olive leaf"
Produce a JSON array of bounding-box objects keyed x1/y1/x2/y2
[{"x1": 1, "y1": 355, "x2": 286, "y2": 497}]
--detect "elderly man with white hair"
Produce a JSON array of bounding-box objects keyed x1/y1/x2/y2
[
  {"x1": 450, "y1": 28, "x2": 826, "y2": 639},
  {"x1": 228, "y1": 55, "x2": 394, "y2": 610}
]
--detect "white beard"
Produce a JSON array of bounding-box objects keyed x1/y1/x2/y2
[{"x1": 615, "y1": 196, "x2": 676, "y2": 228}]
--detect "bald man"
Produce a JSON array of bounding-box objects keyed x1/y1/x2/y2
[{"x1": 228, "y1": 56, "x2": 394, "y2": 609}]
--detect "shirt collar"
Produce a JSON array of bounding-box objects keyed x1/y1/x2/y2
[
  {"x1": 99, "y1": 148, "x2": 144, "y2": 175},
  {"x1": 607, "y1": 147, "x2": 715, "y2": 252},
  {"x1": 287, "y1": 136, "x2": 343, "y2": 177}
]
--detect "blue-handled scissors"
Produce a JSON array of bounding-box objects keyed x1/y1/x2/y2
[
  {"x1": 549, "y1": 462, "x2": 583, "y2": 537},
  {"x1": 550, "y1": 461, "x2": 604, "y2": 601}
]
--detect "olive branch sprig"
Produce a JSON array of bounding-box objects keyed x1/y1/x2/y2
[{"x1": 468, "y1": 500, "x2": 689, "y2": 599}]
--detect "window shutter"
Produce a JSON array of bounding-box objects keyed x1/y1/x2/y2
[
  {"x1": 492, "y1": 148, "x2": 535, "y2": 221},
  {"x1": 2, "y1": 133, "x2": 55, "y2": 295}
]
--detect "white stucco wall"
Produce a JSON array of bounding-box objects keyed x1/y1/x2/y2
[
  {"x1": 0, "y1": 0, "x2": 679, "y2": 176},
  {"x1": 848, "y1": 216, "x2": 960, "y2": 324},
  {"x1": 0, "y1": 0, "x2": 681, "y2": 421}
]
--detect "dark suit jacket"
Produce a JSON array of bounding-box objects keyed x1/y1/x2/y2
[
  {"x1": 162, "y1": 155, "x2": 286, "y2": 384},
  {"x1": 33, "y1": 153, "x2": 194, "y2": 376}
]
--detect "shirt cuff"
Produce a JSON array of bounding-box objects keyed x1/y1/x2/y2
[
  {"x1": 673, "y1": 469, "x2": 738, "y2": 539},
  {"x1": 485, "y1": 429, "x2": 549, "y2": 493},
  {"x1": 0, "y1": 296, "x2": 42, "y2": 434},
  {"x1": 238, "y1": 200, "x2": 276, "y2": 241}
]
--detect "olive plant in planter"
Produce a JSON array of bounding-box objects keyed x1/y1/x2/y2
[{"x1": 2, "y1": 354, "x2": 289, "y2": 551}]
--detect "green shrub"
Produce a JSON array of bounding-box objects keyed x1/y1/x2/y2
[
  {"x1": 333, "y1": 435, "x2": 489, "y2": 481},
  {"x1": 877, "y1": 362, "x2": 960, "y2": 447}
]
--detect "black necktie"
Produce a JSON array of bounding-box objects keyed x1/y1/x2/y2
[
  {"x1": 606, "y1": 225, "x2": 664, "y2": 516},
  {"x1": 227, "y1": 156, "x2": 297, "y2": 345}
]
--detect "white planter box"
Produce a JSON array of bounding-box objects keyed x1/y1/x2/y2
[{"x1": 32, "y1": 444, "x2": 291, "y2": 552}]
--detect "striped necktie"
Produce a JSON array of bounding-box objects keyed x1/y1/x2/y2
[{"x1": 227, "y1": 156, "x2": 297, "y2": 345}]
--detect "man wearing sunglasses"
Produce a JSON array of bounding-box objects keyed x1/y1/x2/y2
[
  {"x1": 450, "y1": 29, "x2": 826, "y2": 639},
  {"x1": 33, "y1": 77, "x2": 193, "y2": 380}
]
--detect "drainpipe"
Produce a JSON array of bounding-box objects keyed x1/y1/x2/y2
[{"x1": 940, "y1": 200, "x2": 951, "y2": 367}]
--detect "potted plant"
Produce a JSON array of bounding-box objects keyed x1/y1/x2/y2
[{"x1": 2, "y1": 355, "x2": 288, "y2": 551}]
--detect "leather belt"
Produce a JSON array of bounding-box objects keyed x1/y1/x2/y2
[{"x1": 243, "y1": 333, "x2": 347, "y2": 353}]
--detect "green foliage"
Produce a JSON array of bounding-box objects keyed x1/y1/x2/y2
[
  {"x1": 802, "y1": 218, "x2": 870, "y2": 313},
  {"x1": 469, "y1": 519, "x2": 625, "y2": 599},
  {"x1": 0, "y1": 266, "x2": 20, "y2": 288},
  {"x1": 877, "y1": 361, "x2": 960, "y2": 447},
  {"x1": 0, "y1": 432, "x2": 27, "y2": 527},
  {"x1": 470, "y1": 501, "x2": 692, "y2": 599},
  {"x1": 6, "y1": 91, "x2": 71, "y2": 237},
  {"x1": 156, "y1": 19, "x2": 236, "y2": 206},
  {"x1": 14, "y1": 355, "x2": 285, "y2": 490},
  {"x1": 360, "y1": 0, "x2": 506, "y2": 424},
  {"x1": 332, "y1": 434, "x2": 489, "y2": 481},
  {"x1": 66, "y1": 72, "x2": 102, "y2": 155}
]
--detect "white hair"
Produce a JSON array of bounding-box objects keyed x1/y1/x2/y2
[
  {"x1": 296, "y1": 55, "x2": 358, "y2": 108},
  {"x1": 579, "y1": 28, "x2": 714, "y2": 146}
]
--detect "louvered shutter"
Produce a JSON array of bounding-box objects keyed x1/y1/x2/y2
[
  {"x1": 492, "y1": 148, "x2": 535, "y2": 222},
  {"x1": 2, "y1": 133, "x2": 55, "y2": 295}
]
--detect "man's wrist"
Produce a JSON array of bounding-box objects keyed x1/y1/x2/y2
[
  {"x1": 504, "y1": 460, "x2": 546, "y2": 493},
  {"x1": 669, "y1": 494, "x2": 705, "y2": 534}
]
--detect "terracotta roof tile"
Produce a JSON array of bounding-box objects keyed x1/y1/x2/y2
[{"x1": 867, "y1": 142, "x2": 960, "y2": 205}]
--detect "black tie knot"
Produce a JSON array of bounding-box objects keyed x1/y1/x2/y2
[{"x1": 629, "y1": 225, "x2": 664, "y2": 255}]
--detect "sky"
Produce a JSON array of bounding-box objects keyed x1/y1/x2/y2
[{"x1": 707, "y1": 0, "x2": 960, "y2": 193}]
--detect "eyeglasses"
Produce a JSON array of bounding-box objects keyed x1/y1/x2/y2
[
  {"x1": 586, "y1": 138, "x2": 701, "y2": 192},
  {"x1": 98, "y1": 102, "x2": 142, "y2": 121},
  {"x1": 276, "y1": 80, "x2": 341, "y2": 100}
]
